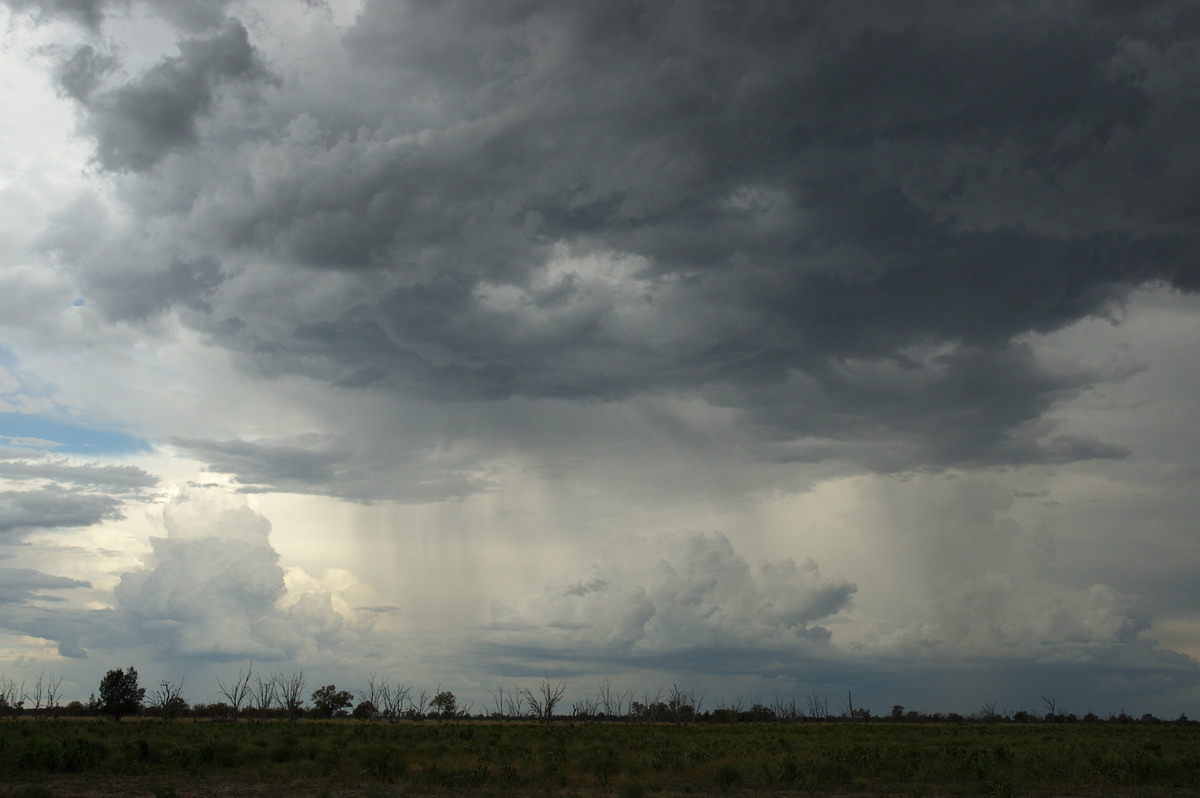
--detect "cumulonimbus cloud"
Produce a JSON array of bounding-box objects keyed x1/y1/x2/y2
[{"x1": 483, "y1": 531, "x2": 856, "y2": 674}]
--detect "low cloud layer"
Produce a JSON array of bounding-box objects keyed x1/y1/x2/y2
[
  {"x1": 0, "y1": 567, "x2": 89, "y2": 605},
  {"x1": 485, "y1": 532, "x2": 856, "y2": 673}
]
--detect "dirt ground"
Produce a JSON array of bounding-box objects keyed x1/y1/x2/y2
[{"x1": 9, "y1": 777, "x2": 1200, "y2": 798}]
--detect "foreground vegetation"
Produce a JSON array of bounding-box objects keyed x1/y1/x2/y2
[{"x1": 2, "y1": 717, "x2": 1199, "y2": 797}]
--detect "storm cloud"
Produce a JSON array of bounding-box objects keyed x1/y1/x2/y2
[
  {"x1": 485, "y1": 532, "x2": 856, "y2": 673},
  {"x1": 58, "y1": 20, "x2": 274, "y2": 172},
  {"x1": 0, "y1": 567, "x2": 89, "y2": 605},
  {"x1": 0, "y1": 488, "x2": 125, "y2": 535},
  {"x1": 27, "y1": 0, "x2": 1195, "y2": 492}
]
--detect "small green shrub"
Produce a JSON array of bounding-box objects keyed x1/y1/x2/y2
[
  {"x1": 713, "y1": 762, "x2": 743, "y2": 789},
  {"x1": 358, "y1": 745, "x2": 406, "y2": 780},
  {"x1": 10, "y1": 787, "x2": 56, "y2": 798},
  {"x1": 267, "y1": 744, "x2": 294, "y2": 763},
  {"x1": 618, "y1": 781, "x2": 646, "y2": 798}
]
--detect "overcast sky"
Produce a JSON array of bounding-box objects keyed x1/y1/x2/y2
[{"x1": 1, "y1": 0, "x2": 1199, "y2": 717}]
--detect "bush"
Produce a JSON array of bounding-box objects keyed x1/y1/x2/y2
[
  {"x1": 618, "y1": 781, "x2": 646, "y2": 798},
  {"x1": 358, "y1": 745, "x2": 406, "y2": 780},
  {"x1": 714, "y1": 762, "x2": 743, "y2": 789},
  {"x1": 10, "y1": 787, "x2": 56, "y2": 798}
]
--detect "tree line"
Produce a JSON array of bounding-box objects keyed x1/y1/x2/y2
[{"x1": 1, "y1": 667, "x2": 1191, "y2": 726}]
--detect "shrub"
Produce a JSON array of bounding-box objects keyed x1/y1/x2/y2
[
  {"x1": 10, "y1": 787, "x2": 56, "y2": 798},
  {"x1": 714, "y1": 762, "x2": 744, "y2": 789},
  {"x1": 618, "y1": 782, "x2": 646, "y2": 798}
]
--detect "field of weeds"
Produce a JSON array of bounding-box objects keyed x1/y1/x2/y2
[{"x1": 3, "y1": 718, "x2": 1200, "y2": 797}]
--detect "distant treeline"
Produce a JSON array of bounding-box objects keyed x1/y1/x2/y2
[{"x1": 1, "y1": 669, "x2": 1193, "y2": 725}]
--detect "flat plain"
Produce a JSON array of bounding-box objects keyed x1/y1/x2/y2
[{"x1": 3, "y1": 718, "x2": 1199, "y2": 797}]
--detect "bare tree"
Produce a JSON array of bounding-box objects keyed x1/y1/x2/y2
[
  {"x1": 522, "y1": 677, "x2": 566, "y2": 722},
  {"x1": 667, "y1": 683, "x2": 703, "y2": 722},
  {"x1": 488, "y1": 682, "x2": 513, "y2": 719},
  {"x1": 571, "y1": 694, "x2": 599, "y2": 720},
  {"x1": 0, "y1": 676, "x2": 25, "y2": 716},
  {"x1": 277, "y1": 670, "x2": 306, "y2": 721},
  {"x1": 634, "y1": 687, "x2": 665, "y2": 722},
  {"x1": 216, "y1": 662, "x2": 254, "y2": 720},
  {"x1": 26, "y1": 670, "x2": 46, "y2": 716},
  {"x1": 409, "y1": 687, "x2": 431, "y2": 719},
  {"x1": 504, "y1": 687, "x2": 526, "y2": 718},
  {"x1": 252, "y1": 672, "x2": 276, "y2": 719},
  {"x1": 716, "y1": 696, "x2": 744, "y2": 713},
  {"x1": 806, "y1": 691, "x2": 829, "y2": 719},
  {"x1": 358, "y1": 672, "x2": 386, "y2": 718},
  {"x1": 596, "y1": 678, "x2": 616, "y2": 717},
  {"x1": 380, "y1": 680, "x2": 411, "y2": 722},
  {"x1": 596, "y1": 678, "x2": 632, "y2": 719},
  {"x1": 44, "y1": 672, "x2": 64, "y2": 719},
  {"x1": 840, "y1": 691, "x2": 855, "y2": 720},
  {"x1": 773, "y1": 694, "x2": 802, "y2": 723},
  {"x1": 151, "y1": 677, "x2": 186, "y2": 722}
]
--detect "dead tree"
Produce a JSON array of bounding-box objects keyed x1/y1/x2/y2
[
  {"x1": 252, "y1": 672, "x2": 276, "y2": 719},
  {"x1": 806, "y1": 691, "x2": 830, "y2": 719},
  {"x1": 667, "y1": 683, "x2": 703, "y2": 722},
  {"x1": 26, "y1": 670, "x2": 46, "y2": 716},
  {"x1": 596, "y1": 678, "x2": 632, "y2": 719},
  {"x1": 277, "y1": 670, "x2": 306, "y2": 721},
  {"x1": 151, "y1": 677, "x2": 186, "y2": 721},
  {"x1": 216, "y1": 662, "x2": 254, "y2": 720},
  {"x1": 488, "y1": 682, "x2": 514, "y2": 719},
  {"x1": 409, "y1": 687, "x2": 431, "y2": 719},
  {"x1": 44, "y1": 672, "x2": 64, "y2": 719},
  {"x1": 504, "y1": 686, "x2": 527, "y2": 718},
  {"x1": 358, "y1": 672, "x2": 386, "y2": 719},
  {"x1": 522, "y1": 678, "x2": 566, "y2": 722},
  {"x1": 380, "y1": 681, "x2": 411, "y2": 722},
  {"x1": 0, "y1": 676, "x2": 21, "y2": 716}
]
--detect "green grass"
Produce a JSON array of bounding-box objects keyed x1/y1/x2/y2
[{"x1": 1, "y1": 718, "x2": 1198, "y2": 796}]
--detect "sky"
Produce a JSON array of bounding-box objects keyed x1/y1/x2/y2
[{"x1": 1, "y1": 0, "x2": 1198, "y2": 718}]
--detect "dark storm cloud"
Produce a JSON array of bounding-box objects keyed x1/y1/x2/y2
[
  {"x1": 42, "y1": 1, "x2": 1200, "y2": 486},
  {"x1": 60, "y1": 20, "x2": 275, "y2": 172},
  {"x1": 3, "y1": 0, "x2": 320, "y2": 32},
  {"x1": 0, "y1": 453, "x2": 157, "y2": 492},
  {"x1": 170, "y1": 433, "x2": 488, "y2": 502},
  {"x1": 0, "y1": 567, "x2": 89, "y2": 605},
  {"x1": 54, "y1": 44, "x2": 119, "y2": 102},
  {"x1": 0, "y1": 488, "x2": 124, "y2": 535},
  {"x1": 170, "y1": 435, "x2": 346, "y2": 490},
  {"x1": 719, "y1": 341, "x2": 1134, "y2": 470},
  {"x1": 89, "y1": 255, "x2": 223, "y2": 322},
  {"x1": 1, "y1": 0, "x2": 111, "y2": 30}
]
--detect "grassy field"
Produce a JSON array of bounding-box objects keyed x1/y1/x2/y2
[{"x1": 2, "y1": 718, "x2": 1199, "y2": 797}]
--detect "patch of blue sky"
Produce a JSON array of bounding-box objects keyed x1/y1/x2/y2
[{"x1": 0, "y1": 413, "x2": 151, "y2": 455}]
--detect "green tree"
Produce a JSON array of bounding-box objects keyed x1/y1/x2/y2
[
  {"x1": 98, "y1": 667, "x2": 145, "y2": 721},
  {"x1": 311, "y1": 684, "x2": 353, "y2": 719},
  {"x1": 431, "y1": 690, "x2": 457, "y2": 719}
]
